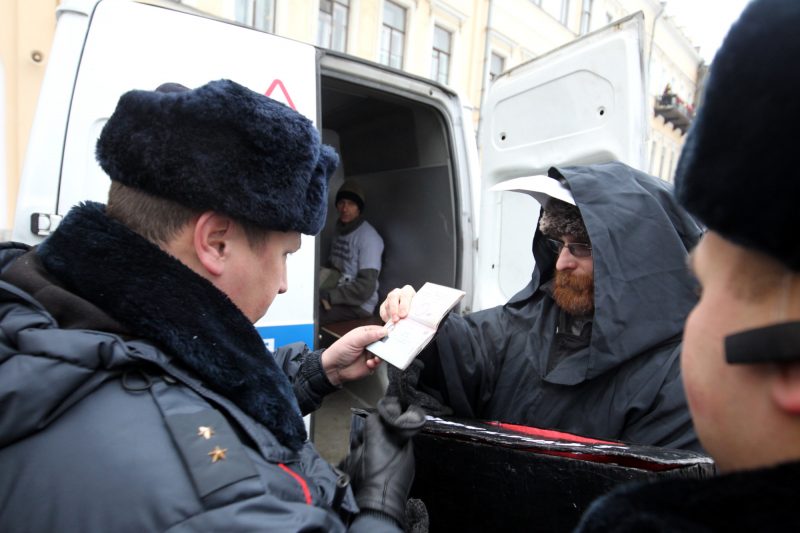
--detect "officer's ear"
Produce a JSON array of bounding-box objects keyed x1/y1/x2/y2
[
  {"x1": 194, "y1": 211, "x2": 234, "y2": 277},
  {"x1": 772, "y1": 363, "x2": 800, "y2": 415}
]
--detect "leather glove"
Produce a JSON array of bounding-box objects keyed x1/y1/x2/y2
[{"x1": 344, "y1": 396, "x2": 426, "y2": 525}]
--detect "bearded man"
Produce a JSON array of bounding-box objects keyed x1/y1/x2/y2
[{"x1": 382, "y1": 162, "x2": 703, "y2": 451}]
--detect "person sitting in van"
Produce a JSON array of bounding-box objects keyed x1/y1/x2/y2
[
  {"x1": 320, "y1": 180, "x2": 384, "y2": 326},
  {"x1": 381, "y1": 162, "x2": 703, "y2": 451}
]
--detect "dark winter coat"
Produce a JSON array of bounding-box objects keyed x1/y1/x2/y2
[
  {"x1": 575, "y1": 460, "x2": 800, "y2": 532},
  {"x1": 0, "y1": 203, "x2": 398, "y2": 532},
  {"x1": 401, "y1": 162, "x2": 703, "y2": 451}
]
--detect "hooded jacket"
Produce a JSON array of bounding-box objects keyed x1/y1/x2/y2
[
  {"x1": 398, "y1": 162, "x2": 703, "y2": 451},
  {"x1": 0, "y1": 203, "x2": 398, "y2": 532}
]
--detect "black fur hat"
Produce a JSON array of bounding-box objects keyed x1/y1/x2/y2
[
  {"x1": 674, "y1": 0, "x2": 800, "y2": 270},
  {"x1": 96, "y1": 79, "x2": 338, "y2": 235}
]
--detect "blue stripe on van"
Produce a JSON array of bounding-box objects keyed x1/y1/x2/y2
[{"x1": 256, "y1": 323, "x2": 314, "y2": 352}]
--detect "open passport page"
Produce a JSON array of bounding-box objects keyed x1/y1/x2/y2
[{"x1": 367, "y1": 282, "x2": 465, "y2": 370}]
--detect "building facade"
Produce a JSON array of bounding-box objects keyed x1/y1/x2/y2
[
  {"x1": 1, "y1": 0, "x2": 704, "y2": 236},
  {"x1": 0, "y1": 0, "x2": 57, "y2": 239}
]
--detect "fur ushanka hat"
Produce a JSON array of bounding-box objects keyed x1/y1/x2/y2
[
  {"x1": 96, "y1": 79, "x2": 338, "y2": 235},
  {"x1": 674, "y1": 0, "x2": 800, "y2": 270},
  {"x1": 538, "y1": 199, "x2": 589, "y2": 243}
]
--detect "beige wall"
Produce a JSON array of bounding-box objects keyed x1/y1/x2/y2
[{"x1": 1, "y1": 0, "x2": 57, "y2": 236}]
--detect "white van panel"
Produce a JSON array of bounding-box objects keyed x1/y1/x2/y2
[
  {"x1": 475, "y1": 13, "x2": 647, "y2": 310},
  {"x1": 19, "y1": 0, "x2": 319, "y2": 349}
]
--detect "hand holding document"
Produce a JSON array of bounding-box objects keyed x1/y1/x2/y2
[{"x1": 367, "y1": 282, "x2": 465, "y2": 370}]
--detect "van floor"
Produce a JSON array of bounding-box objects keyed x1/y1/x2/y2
[{"x1": 312, "y1": 366, "x2": 388, "y2": 464}]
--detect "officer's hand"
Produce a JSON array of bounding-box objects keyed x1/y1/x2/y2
[
  {"x1": 379, "y1": 285, "x2": 416, "y2": 323},
  {"x1": 321, "y1": 326, "x2": 386, "y2": 386},
  {"x1": 344, "y1": 397, "x2": 426, "y2": 526}
]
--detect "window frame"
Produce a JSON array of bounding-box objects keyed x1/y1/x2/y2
[
  {"x1": 431, "y1": 24, "x2": 452, "y2": 85},
  {"x1": 489, "y1": 51, "x2": 506, "y2": 81},
  {"x1": 317, "y1": 0, "x2": 350, "y2": 52},
  {"x1": 380, "y1": 1, "x2": 407, "y2": 69},
  {"x1": 234, "y1": 0, "x2": 275, "y2": 33},
  {"x1": 579, "y1": 0, "x2": 592, "y2": 34}
]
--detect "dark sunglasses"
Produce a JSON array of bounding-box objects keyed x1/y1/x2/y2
[{"x1": 546, "y1": 238, "x2": 592, "y2": 258}]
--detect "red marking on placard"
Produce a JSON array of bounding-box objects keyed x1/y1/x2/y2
[
  {"x1": 490, "y1": 421, "x2": 621, "y2": 445},
  {"x1": 265, "y1": 79, "x2": 297, "y2": 110}
]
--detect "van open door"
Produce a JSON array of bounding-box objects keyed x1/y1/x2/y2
[{"x1": 475, "y1": 13, "x2": 648, "y2": 310}]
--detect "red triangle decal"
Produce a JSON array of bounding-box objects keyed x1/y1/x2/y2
[{"x1": 265, "y1": 79, "x2": 297, "y2": 110}]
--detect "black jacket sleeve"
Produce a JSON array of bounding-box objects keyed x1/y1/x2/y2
[{"x1": 275, "y1": 343, "x2": 339, "y2": 415}]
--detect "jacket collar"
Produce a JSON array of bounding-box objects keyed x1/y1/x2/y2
[{"x1": 36, "y1": 202, "x2": 307, "y2": 451}]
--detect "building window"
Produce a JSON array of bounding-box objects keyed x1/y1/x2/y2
[
  {"x1": 580, "y1": 0, "x2": 592, "y2": 34},
  {"x1": 317, "y1": 0, "x2": 349, "y2": 52},
  {"x1": 541, "y1": 0, "x2": 568, "y2": 25},
  {"x1": 235, "y1": 0, "x2": 275, "y2": 32},
  {"x1": 431, "y1": 25, "x2": 452, "y2": 84},
  {"x1": 490, "y1": 52, "x2": 505, "y2": 81},
  {"x1": 380, "y1": 1, "x2": 406, "y2": 69}
]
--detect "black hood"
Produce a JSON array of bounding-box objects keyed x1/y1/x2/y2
[{"x1": 509, "y1": 161, "x2": 702, "y2": 380}]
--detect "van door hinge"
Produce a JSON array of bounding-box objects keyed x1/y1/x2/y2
[{"x1": 30, "y1": 213, "x2": 63, "y2": 236}]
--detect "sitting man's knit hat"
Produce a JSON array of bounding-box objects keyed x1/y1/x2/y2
[
  {"x1": 335, "y1": 180, "x2": 365, "y2": 213},
  {"x1": 539, "y1": 199, "x2": 589, "y2": 243},
  {"x1": 96, "y1": 79, "x2": 338, "y2": 235},
  {"x1": 674, "y1": 0, "x2": 800, "y2": 270}
]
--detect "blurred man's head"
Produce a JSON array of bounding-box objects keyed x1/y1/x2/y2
[
  {"x1": 674, "y1": 0, "x2": 800, "y2": 471},
  {"x1": 335, "y1": 180, "x2": 365, "y2": 224},
  {"x1": 683, "y1": 233, "x2": 800, "y2": 472},
  {"x1": 99, "y1": 79, "x2": 339, "y2": 321},
  {"x1": 539, "y1": 199, "x2": 594, "y2": 315}
]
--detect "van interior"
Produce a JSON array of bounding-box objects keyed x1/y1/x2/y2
[
  {"x1": 319, "y1": 75, "x2": 461, "y2": 325},
  {"x1": 313, "y1": 75, "x2": 462, "y2": 460}
]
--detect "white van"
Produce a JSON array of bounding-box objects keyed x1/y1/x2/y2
[{"x1": 12, "y1": 0, "x2": 646, "y2": 359}]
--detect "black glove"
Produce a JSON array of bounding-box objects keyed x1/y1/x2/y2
[
  {"x1": 344, "y1": 396, "x2": 426, "y2": 526},
  {"x1": 387, "y1": 359, "x2": 453, "y2": 416}
]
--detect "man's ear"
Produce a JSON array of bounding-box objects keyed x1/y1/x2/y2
[
  {"x1": 194, "y1": 212, "x2": 234, "y2": 277},
  {"x1": 771, "y1": 363, "x2": 800, "y2": 414}
]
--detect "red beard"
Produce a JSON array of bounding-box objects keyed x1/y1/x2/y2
[{"x1": 553, "y1": 270, "x2": 594, "y2": 316}]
